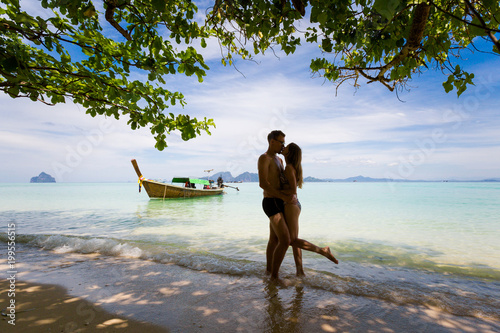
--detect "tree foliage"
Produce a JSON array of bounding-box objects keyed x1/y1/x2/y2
[
  {"x1": 210, "y1": 0, "x2": 500, "y2": 95},
  {"x1": 0, "y1": 0, "x2": 215, "y2": 150},
  {"x1": 1, "y1": 1, "x2": 499, "y2": 151}
]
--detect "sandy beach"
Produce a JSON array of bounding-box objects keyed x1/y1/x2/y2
[
  {"x1": 0, "y1": 280, "x2": 169, "y2": 332},
  {"x1": 1, "y1": 244, "x2": 499, "y2": 333}
]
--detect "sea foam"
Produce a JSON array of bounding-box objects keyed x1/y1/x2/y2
[{"x1": 1, "y1": 233, "x2": 499, "y2": 321}]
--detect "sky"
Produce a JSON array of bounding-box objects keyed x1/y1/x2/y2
[{"x1": 1, "y1": 2, "x2": 500, "y2": 183}]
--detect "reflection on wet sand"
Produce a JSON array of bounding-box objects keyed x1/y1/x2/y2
[{"x1": 264, "y1": 282, "x2": 305, "y2": 332}]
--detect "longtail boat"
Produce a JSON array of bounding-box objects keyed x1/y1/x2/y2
[{"x1": 131, "y1": 159, "x2": 224, "y2": 199}]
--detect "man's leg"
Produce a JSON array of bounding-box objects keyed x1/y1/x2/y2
[
  {"x1": 269, "y1": 212, "x2": 291, "y2": 280},
  {"x1": 266, "y1": 224, "x2": 278, "y2": 274}
]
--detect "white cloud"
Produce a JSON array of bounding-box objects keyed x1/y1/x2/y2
[{"x1": 2, "y1": 10, "x2": 500, "y2": 182}]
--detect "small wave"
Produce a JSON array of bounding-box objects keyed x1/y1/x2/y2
[
  {"x1": 1, "y1": 233, "x2": 499, "y2": 320},
  {"x1": 334, "y1": 239, "x2": 500, "y2": 281},
  {"x1": 0, "y1": 233, "x2": 265, "y2": 276}
]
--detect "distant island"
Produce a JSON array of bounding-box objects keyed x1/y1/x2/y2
[
  {"x1": 203, "y1": 172, "x2": 499, "y2": 183},
  {"x1": 30, "y1": 172, "x2": 56, "y2": 183},
  {"x1": 203, "y1": 171, "x2": 259, "y2": 183},
  {"x1": 304, "y1": 175, "x2": 500, "y2": 182}
]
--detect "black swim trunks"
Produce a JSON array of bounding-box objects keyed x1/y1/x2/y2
[{"x1": 262, "y1": 197, "x2": 285, "y2": 218}]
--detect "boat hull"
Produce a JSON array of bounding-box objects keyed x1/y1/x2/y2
[{"x1": 143, "y1": 179, "x2": 224, "y2": 199}]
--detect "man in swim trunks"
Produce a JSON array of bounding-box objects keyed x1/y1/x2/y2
[{"x1": 258, "y1": 130, "x2": 296, "y2": 280}]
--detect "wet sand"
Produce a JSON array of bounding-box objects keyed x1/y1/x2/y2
[
  {"x1": 1, "y1": 245, "x2": 499, "y2": 332},
  {"x1": 0, "y1": 280, "x2": 169, "y2": 332}
]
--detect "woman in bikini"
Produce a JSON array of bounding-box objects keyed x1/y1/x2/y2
[{"x1": 281, "y1": 143, "x2": 339, "y2": 276}]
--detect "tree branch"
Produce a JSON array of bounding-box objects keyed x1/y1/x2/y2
[
  {"x1": 430, "y1": 1, "x2": 500, "y2": 33},
  {"x1": 464, "y1": 0, "x2": 500, "y2": 52},
  {"x1": 375, "y1": 3, "x2": 431, "y2": 82},
  {"x1": 104, "y1": 0, "x2": 132, "y2": 41}
]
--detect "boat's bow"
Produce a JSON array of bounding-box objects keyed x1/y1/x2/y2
[{"x1": 131, "y1": 159, "x2": 224, "y2": 199}]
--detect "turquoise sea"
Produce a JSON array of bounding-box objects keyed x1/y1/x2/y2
[{"x1": 1, "y1": 181, "x2": 499, "y2": 320}]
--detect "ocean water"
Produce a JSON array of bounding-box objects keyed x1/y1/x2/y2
[{"x1": 1, "y1": 181, "x2": 499, "y2": 320}]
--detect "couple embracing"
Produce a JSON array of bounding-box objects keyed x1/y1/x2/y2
[{"x1": 258, "y1": 130, "x2": 338, "y2": 282}]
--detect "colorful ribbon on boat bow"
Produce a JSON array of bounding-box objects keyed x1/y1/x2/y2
[{"x1": 138, "y1": 175, "x2": 145, "y2": 193}]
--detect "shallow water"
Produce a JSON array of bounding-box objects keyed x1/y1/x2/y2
[{"x1": 1, "y1": 182, "x2": 499, "y2": 319}]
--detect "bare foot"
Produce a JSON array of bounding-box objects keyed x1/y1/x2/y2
[
  {"x1": 270, "y1": 276, "x2": 292, "y2": 287},
  {"x1": 322, "y1": 246, "x2": 339, "y2": 264}
]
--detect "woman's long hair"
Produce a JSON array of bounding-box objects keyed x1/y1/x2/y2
[{"x1": 285, "y1": 143, "x2": 303, "y2": 189}]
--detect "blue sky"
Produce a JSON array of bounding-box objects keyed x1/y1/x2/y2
[{"x1": 1, "y1": 2, "x2": 500, "y2": 182}]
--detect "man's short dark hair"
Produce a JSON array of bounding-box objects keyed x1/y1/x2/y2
[{"x1": 267, "y1": 130, "x2": 285, "y2": 143}]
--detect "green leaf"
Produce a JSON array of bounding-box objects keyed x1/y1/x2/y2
[
  {"x1": 155, "y1": 140, "x2": 166, "y2": 151},
  {"x1": 373, "y1": 0, "x2": 400, "y2": 20},
  {"x1": 197, "y1": 72, "x2": 204, "y2": 83},
  {"x1": 169, "y1": 63, "x2": 176, "y2": 74},
  {"x1": 322, "y1": 38, "x2": 333, "y2": 53},
  {"x1": 310, "y1": 5, "x2": 320, "y2": 23},
  {"x1": 317, "y1": 12, "x2": 328, "y2": 26},
  {"x1": 151, "y1": 0, "x2": 165, "y2": 12},
  {"x1": 29, "y1": 91, "x2": 38, "y2": 101},
  {"x1": 1, "y1": 56, "x2": 18, "y2": 72},
  {"x1": 469, "y1": 17, "x2": 488, "y2": 36},
  {"x1": 442, "y1": 75, "x2": 454, "y2": 93},
  {"x1": 7, "y1": 85, "x2": 20, "y2": 97},
  {"x1": 60, "y1": 53, "x2": 71, "y2": 63},
  {"x1": 83, "y1": 5, "x2": 96, "y2": 18}
]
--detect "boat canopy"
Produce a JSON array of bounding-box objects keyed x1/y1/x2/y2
[{"x1": 172, "y1": 177, "x2": 210, "y2": 185}]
